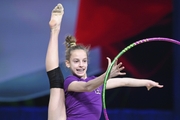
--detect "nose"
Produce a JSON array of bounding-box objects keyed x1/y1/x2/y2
[{"x1": 79, "y1": 61, "x2": 83, "y2": 67}]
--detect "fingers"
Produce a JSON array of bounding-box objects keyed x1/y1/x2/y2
[
  {"x1": 117, "y1": 62, "x2": 124, "y2": 70},
  {"x1": 113, "y1": 59, "x2": 118, "y2": 67},
  {"x1": 119, "y1": 71, "x2": 126, "y2": 75},
  {"x1": 106, "y1": 57, "x2": 111, "y2": 68},
  {"x1": 116, "y1": 62, "x2": 122, "y2": 68},
  {"x1": 147, "y1": 82, "x2": 163, "y2": 91},
  {"x1": 117, "y1": 62, "x2": 126, "y2": 75},
  {"x1": 106, "y1": 57, "x2": 126, "y2": 77},
  {"x1": 147, "y1": 87, "x2": 152, "y2": 91},
  {"x1": 156, "y1": 83, "x2": 163, "y2": 88},
  {"x1": 106, "y1": 57, "x2": 121, "y2": 68},
  {"x1": 153, "y1": 82, "x2": 163, "y2": 88},
  {"x1": 117, "y1": 65, "x2": 126, "y2": 75}
]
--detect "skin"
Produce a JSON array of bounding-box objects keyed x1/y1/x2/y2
[
  {"x1": 46, "y1": 4, "x2": 66, "y2": 120},
  {"x1": 46, "y1": 3, "x2": 163, "y2": 120},
  {"x1": 65, "y1": 50, "x2": 163, "y2": 92},
  {"x1": 66, "y1": 49, "x2": 88, "y2": 79}
]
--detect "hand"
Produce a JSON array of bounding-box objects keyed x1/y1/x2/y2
[
  {"x1": 106, "y1": 57, "x2": 126, "y2": 78},
  {"x1": 146, "y1": 80, "x2": 163, "y2": 91}
]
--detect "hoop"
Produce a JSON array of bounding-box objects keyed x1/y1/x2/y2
[{"x1": 102, "y1": 37, "x2": 180, "y2": 120}]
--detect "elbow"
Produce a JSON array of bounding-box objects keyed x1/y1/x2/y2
[
  {"x1": 83, "y1": 84, "x2": 95, "y2": 92},
  {"x1": 85, "y1": 86, "x2": 94, "y2": 92}
]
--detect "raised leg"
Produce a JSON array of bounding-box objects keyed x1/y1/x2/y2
[
  {"x1": 46, "y1": 3, "x2": 64, "y2": 71},
  {"x1": 45, "y1": 3, "x2": 66, "y2": 120}
]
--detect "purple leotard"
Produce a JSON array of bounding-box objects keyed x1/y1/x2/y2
[{"x1": 64, "y1": 75, "x2": 102, "y2": 120}]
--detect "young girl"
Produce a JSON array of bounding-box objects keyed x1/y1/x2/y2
[
  {"x1": 63, "y1": 36, "x2": 163, "y2": 120},
  {"x1": 45, "y1": 4, "x2": 66, "y2": 120},
  {"x1": 46, "y1": 3, "x2": 163, "y2": 120}
]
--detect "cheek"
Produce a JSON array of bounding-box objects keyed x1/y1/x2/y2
[
  {"x1": 85, "y1": 63, "x2": 88, "y2": 68},
  {"x1": 70, "y1": 63, "x2": 78, "y2": 68}
]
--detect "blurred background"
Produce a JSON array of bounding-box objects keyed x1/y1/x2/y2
[{"x1": 0, "y1": 0, "x2": 180, "y2": 120}]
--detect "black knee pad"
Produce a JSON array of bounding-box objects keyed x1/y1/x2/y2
[{"x1": 47, "y1": 67, "x2": 64, "y2": 89}]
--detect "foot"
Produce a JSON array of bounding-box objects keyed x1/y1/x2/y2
[{"x1": 49, "y1": 3, "x2": 64, "y2": 30}]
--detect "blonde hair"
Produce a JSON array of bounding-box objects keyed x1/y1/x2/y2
[
  {"x1": 64, "y1": 35, "x2": 76, "y2": 49},
  {"x1": 64, "y1": 35, "x2": 90, "y2": 61}
]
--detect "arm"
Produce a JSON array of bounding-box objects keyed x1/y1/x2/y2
[
  {"x1": 68, "y1": 73, "x2": 106, "y2": 92},
  {"x1": 68, "y1": 58, "x2": 126, "y2": 92},
  {"x1": 46, "y1": 4, "x2": 66, "y2": 120},
  {"x1": 106, "y1": 77, "x2": 163, "y2": 90}
]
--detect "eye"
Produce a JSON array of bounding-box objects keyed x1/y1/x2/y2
[
  {"x1": 74, "y1": 60, "x2": 78, "y2": 63},
  {"x1": 83, "y1": 59, "x2": 87, "y2": 63},
  {"x1": 73, "y1": 59, "x2": 79, "y2": 63}
]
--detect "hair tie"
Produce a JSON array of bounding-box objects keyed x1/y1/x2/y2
[{"x1": 70, "y1": 42, "x2": 76, "y2": 47}]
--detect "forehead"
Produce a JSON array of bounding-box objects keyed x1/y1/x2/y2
[{"x1": 70, "y1": 49, "x2": 87, "y2": 58}]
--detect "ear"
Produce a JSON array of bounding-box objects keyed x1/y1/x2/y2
[{"x1": 65, "y1": 60, "x2": 70, "y2": 68}]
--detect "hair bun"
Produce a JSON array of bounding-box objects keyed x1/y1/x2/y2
[{"x1": 65, "y1": 35, "x2": 77, "y2": 48}]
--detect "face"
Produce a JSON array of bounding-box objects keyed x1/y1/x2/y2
[{"x1": 66, "y1": 49, "x2": 88, "y2": 79}]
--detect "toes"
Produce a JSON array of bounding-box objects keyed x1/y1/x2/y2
[
  {"x1": 52, "y1": 3, "x2": 64, "y2": 14},
  {"x1": 49, "y1": 3, "x2": 64, "y2": 29}
]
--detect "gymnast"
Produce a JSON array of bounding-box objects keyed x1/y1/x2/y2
[{"x1": 46, "y1": 3, "x2": 163, "y2": 120}]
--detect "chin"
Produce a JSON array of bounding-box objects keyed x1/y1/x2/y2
[
  {"x1": 73, "y1": 73, "x2": 85, "y2": 78},
  {"x1": 78, "y1": 74, "x2": 87, "y2": 79},
  {"x1": 78, "y1": 75, "x2": 85, "y2": 78}
]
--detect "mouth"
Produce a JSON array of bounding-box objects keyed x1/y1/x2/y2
[
  {"x1": 76, "y1": 68, "x2": 86, "y2": 74},
  {"x1": 76, "y1": 68, "x2": 85, "y2": 73},
  {"x1": 74, "y1": 68, "x2": 87, "y2": 79}
]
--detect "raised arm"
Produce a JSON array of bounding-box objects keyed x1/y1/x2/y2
[
  {"x1": 106, "y1": 77, "x2": 163, "y2": 90},
  {"x1": 68, "y1": 57, "x2": 126, "y2": 92},
  {"x1": 45, "y1": 4, "x2": 66, "y2": 120}
]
